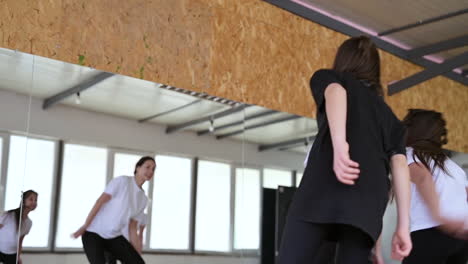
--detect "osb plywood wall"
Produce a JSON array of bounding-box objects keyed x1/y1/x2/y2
[{"x1": 2, "y1": 0, "x2": 468, "y2": 152}]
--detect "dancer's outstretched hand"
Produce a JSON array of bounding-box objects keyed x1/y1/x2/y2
[
  {"x1": 72, "y1": 225, "x2": 87, "y2": 239},
  {"x1": 391, "y1": 229, "x2": 412, "y2": 261},
  {"x1": 333, "y1": 142, "x2": 360, "y2": 185}
]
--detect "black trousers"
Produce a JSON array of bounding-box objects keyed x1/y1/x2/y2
[
  {"x1": 82, "y1": 231, "x2": 144, "y2": 264},
  {"x1": 0, "y1": 252, "x2": 17, "y2": 264},
  {"x1": 278, "y1": 218, "x2": 374, "y2": 264},
  {"x1": 402, "y1": 227, "x2": 468, "y2": 264}
]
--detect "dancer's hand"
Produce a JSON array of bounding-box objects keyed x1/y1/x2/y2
[
  {"x1": 72, "y1": 225, "x2": 87, "y2": 239},
  {"x1": 18, "y1": 257, "x2": 22, "y2": 264},
  {"x1": 333, "y1": 142, "x2": 360, "y2": 185},
  {"x1": 391, "y1": 228, "x2": 412, "y2": 261},
  {"x1": 0, "y1": 224, "x2": 3, "y2": 229}
]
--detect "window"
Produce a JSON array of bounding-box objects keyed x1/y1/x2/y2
[
  {"x1": 296, "y1": 172, "x2": 303, "y2": 187},
  {"x1": 55, "y1": 144, "x2": 107, "y2": 248},
  {"x1": 4, "y1": 136, "x2": 55, "y2": 248},
  {"x1": 234, "y1": 168, "x2": 260, "y2": 250},
  {"x1": 150, "y1": 155, "x2": 192, "y2": 250},
  {"x1": 195, "y1": 160, "x2": 231, "y2": 252},
  {"x1": 263, "y1": 168, "x2": 292, "y2": 189}
]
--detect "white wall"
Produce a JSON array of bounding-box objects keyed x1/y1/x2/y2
[{"x1": 0, "y1": 88, "x2": 305, "y2": 171}]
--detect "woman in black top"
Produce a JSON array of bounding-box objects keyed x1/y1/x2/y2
[{"x1": 278, "y1": 36, "x2": 412, "y2": 264}]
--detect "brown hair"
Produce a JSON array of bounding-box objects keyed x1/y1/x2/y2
[
  {"x1": 403, "y1": 109, "x2": 449, "y2": 174},
  {"x1": 7, "y1": 190, "x2": 38, "y2": 230},
  {"x1": 332, "y1": 36, "x2": 383, "y2": 95},
  {"x1": 134, "y1": 156, "x2": 155, "y2": 175}
]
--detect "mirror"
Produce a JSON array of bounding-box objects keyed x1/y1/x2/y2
[{"x1": 0, "y1": 48, "x2": 314, "y2": 264}]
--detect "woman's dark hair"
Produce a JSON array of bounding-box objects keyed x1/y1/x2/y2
[
  {"x1": 403, "y1": 109, "x2": 449, "y2": 174},
  {"x1": 333, "y1": 36, "x2": 383, "y2": 96},
  {"x1": 7, "y1": 190, "x2": 38, "y2": 230},
  {"x1": 134, "y1": 156, "x2": 156, "y2": 175}
]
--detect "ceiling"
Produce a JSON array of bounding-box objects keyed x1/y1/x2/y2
[
  {"x1": 0, "y1": 47, "x2": 317, "y2": 154},
  {"x1": 268, "y1": 0, "x2": 468, "y2": 91}
]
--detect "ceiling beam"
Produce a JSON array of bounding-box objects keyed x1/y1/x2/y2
[
  {"x1": 388, "y1": 51, "x2": 468, "y2": 95},
  {"x1": 138, "y1": 99, "x2": 203, "y2": 123},
  {"x1": 378, "y1": 8, "x2": 468, "y2": 36},
  {"x1": 262, "y1": 0, "x2": 468, "y2": 87},
  {"x1": 407, "y1": 34, "x2": 468, "y2": 58},
  {"x1": 259, "y1": 136, "x2": 316, "y2": 152},
  {"x1": 216, "y1": 115, "x2": 302, "y2": 140},
  {"x1": 165, "y1": 104, "x2": 250, "y2": 134},
  {"x1": 43, "y1": 72, "x2": 114, "y2": 109},
  {"x1": 197, "y1": 109, "x2": 278, "y2": 136}
]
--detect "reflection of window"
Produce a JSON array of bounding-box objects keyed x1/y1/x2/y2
[
  {"x1": 4, "y1": 136, "x2": 56, "y2": 248},
  {"x1": 234, "y1": 168, "x2": 260, "y2": 250},
  {"x1": 150, "y1": 155, "x2": 192, "y2": 250},
  {"x1": 55, "y1": 144, "x2": 107, "y2": 248},
  {"x1": 263, "y1": 168, "x2": 292, "y2": 189},
  {"x1": 195, "y1": 160, "x2": 231, "y2": 252},
  {"x1": 296, "y1": 172, "x2": 303, "y2": 187}
]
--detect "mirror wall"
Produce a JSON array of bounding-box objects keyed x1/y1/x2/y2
[{"x1": 0, "y1": 48, "x2": 311, "y2": 264}]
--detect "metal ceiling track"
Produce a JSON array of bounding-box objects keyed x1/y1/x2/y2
[
  {"x1": 388, "y1": 51, "x2": 468, "y2": 95},
  {"x1": 378, "y1": 8, "x2": 468, "y2": 36},
  {"x1": 407, "y1": 34, "x2": 468, "y2": 58},
  {"x1": 42, "y1": 72, "x2": 114, "y2": 109},
  {"x1": 262, "y1": 0, "x2": 468, "y2": 92},
  {"x1": 259, "y1": 135, "x2": 316, "y2": 152},
  {"x1": 165, "y1": 104, "x2": 250, "y2": 134},
  {"x1": 216, "y1": 115, "x2": 302, "y2": 140},
  {"x1": 197, "y1": 109, "x2": 278, "y2": 136}
]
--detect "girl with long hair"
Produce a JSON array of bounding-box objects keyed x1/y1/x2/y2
[
  {"x1": 278, "y1": 36, "x2": 412, "y2": 264},
  {"x1": 73, "y1": 156, "x2": 155, "y2": 264},
  {"x1": 0, "y1": 190, "x2": 38, "y2": 264}
]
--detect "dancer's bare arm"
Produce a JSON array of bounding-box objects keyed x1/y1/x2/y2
[
  {"x1": 72, "y1": 193, "x2": 111, "y2": 238},
  {"x1": 390, "y1": 154, "x2": 412, "y2": 261},
  {"x1": 325, "y1": 83, "x2": 360, "y2": 185}
]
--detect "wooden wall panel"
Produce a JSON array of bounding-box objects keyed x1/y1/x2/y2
[{"x1": 2, "y1": 0, "x2": 467, "y2": 151}]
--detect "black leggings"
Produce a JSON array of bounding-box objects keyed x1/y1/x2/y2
[
  {"x1": 402, "y1": 227, "x2": 468, "y2": 264},
  {"x1": 82, "y1": 231, "x2": 144, "y2": 264},
  {"x1": 278, "y1": 218, "x2": 374, "y2": 264},
  {"x1": 0, "y1": 252, "x2": 17, "y2": 264}
]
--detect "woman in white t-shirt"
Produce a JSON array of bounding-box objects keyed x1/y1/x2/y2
[
  {"x1": 0, "y1": 190, "x2": 38, "y2": 264},
  {"x1": 402, "y1": 109, "x2": 468, "y2": 264},
  {"x1": 72, "y1": 156, "x2": 155, "y2": 264}
]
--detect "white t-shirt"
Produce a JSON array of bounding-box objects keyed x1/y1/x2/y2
[
  {"x1": 0, "y1": 212, "x2": 32, "y2": 254},
  {"x1": 406, "y1": 147, "x2": 468, "y2": 232},
  {"x1": 87, "y1": 176, "x2": 148, "y2": 239},
  {"x1": 121, "y1": 213, "x2": 148, "y2": 241}
]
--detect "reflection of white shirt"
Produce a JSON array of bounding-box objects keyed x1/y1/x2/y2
[
  {"x1": 121, "y1": 213, "x2": 147, "y2": 240},
  {"x1": 0, "y1": 212, "x2": 32, "y2": 254},
  {"x1": 87, "y1": 176, "x2": 147, "y2": 239},
  {"x1": 304, "y1": 145, "x2": 312, "y2": 167},
  {"x1": 406, "y1": 147, "x2": 468, "y2": 232}
]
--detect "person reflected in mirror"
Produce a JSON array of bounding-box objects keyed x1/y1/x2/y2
[
  {"x1": 0, "y1": 190, "x2": 38, "y2": 264},
  {"x1": 72, "y1": 156, "x2": 155, "y2": 264},
  {"x1": 400, "y1": 109, "x2": 468, "y2": 264},
  {"x1": 278, "y1": 36, "x2": 412, "y2": 264}
]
